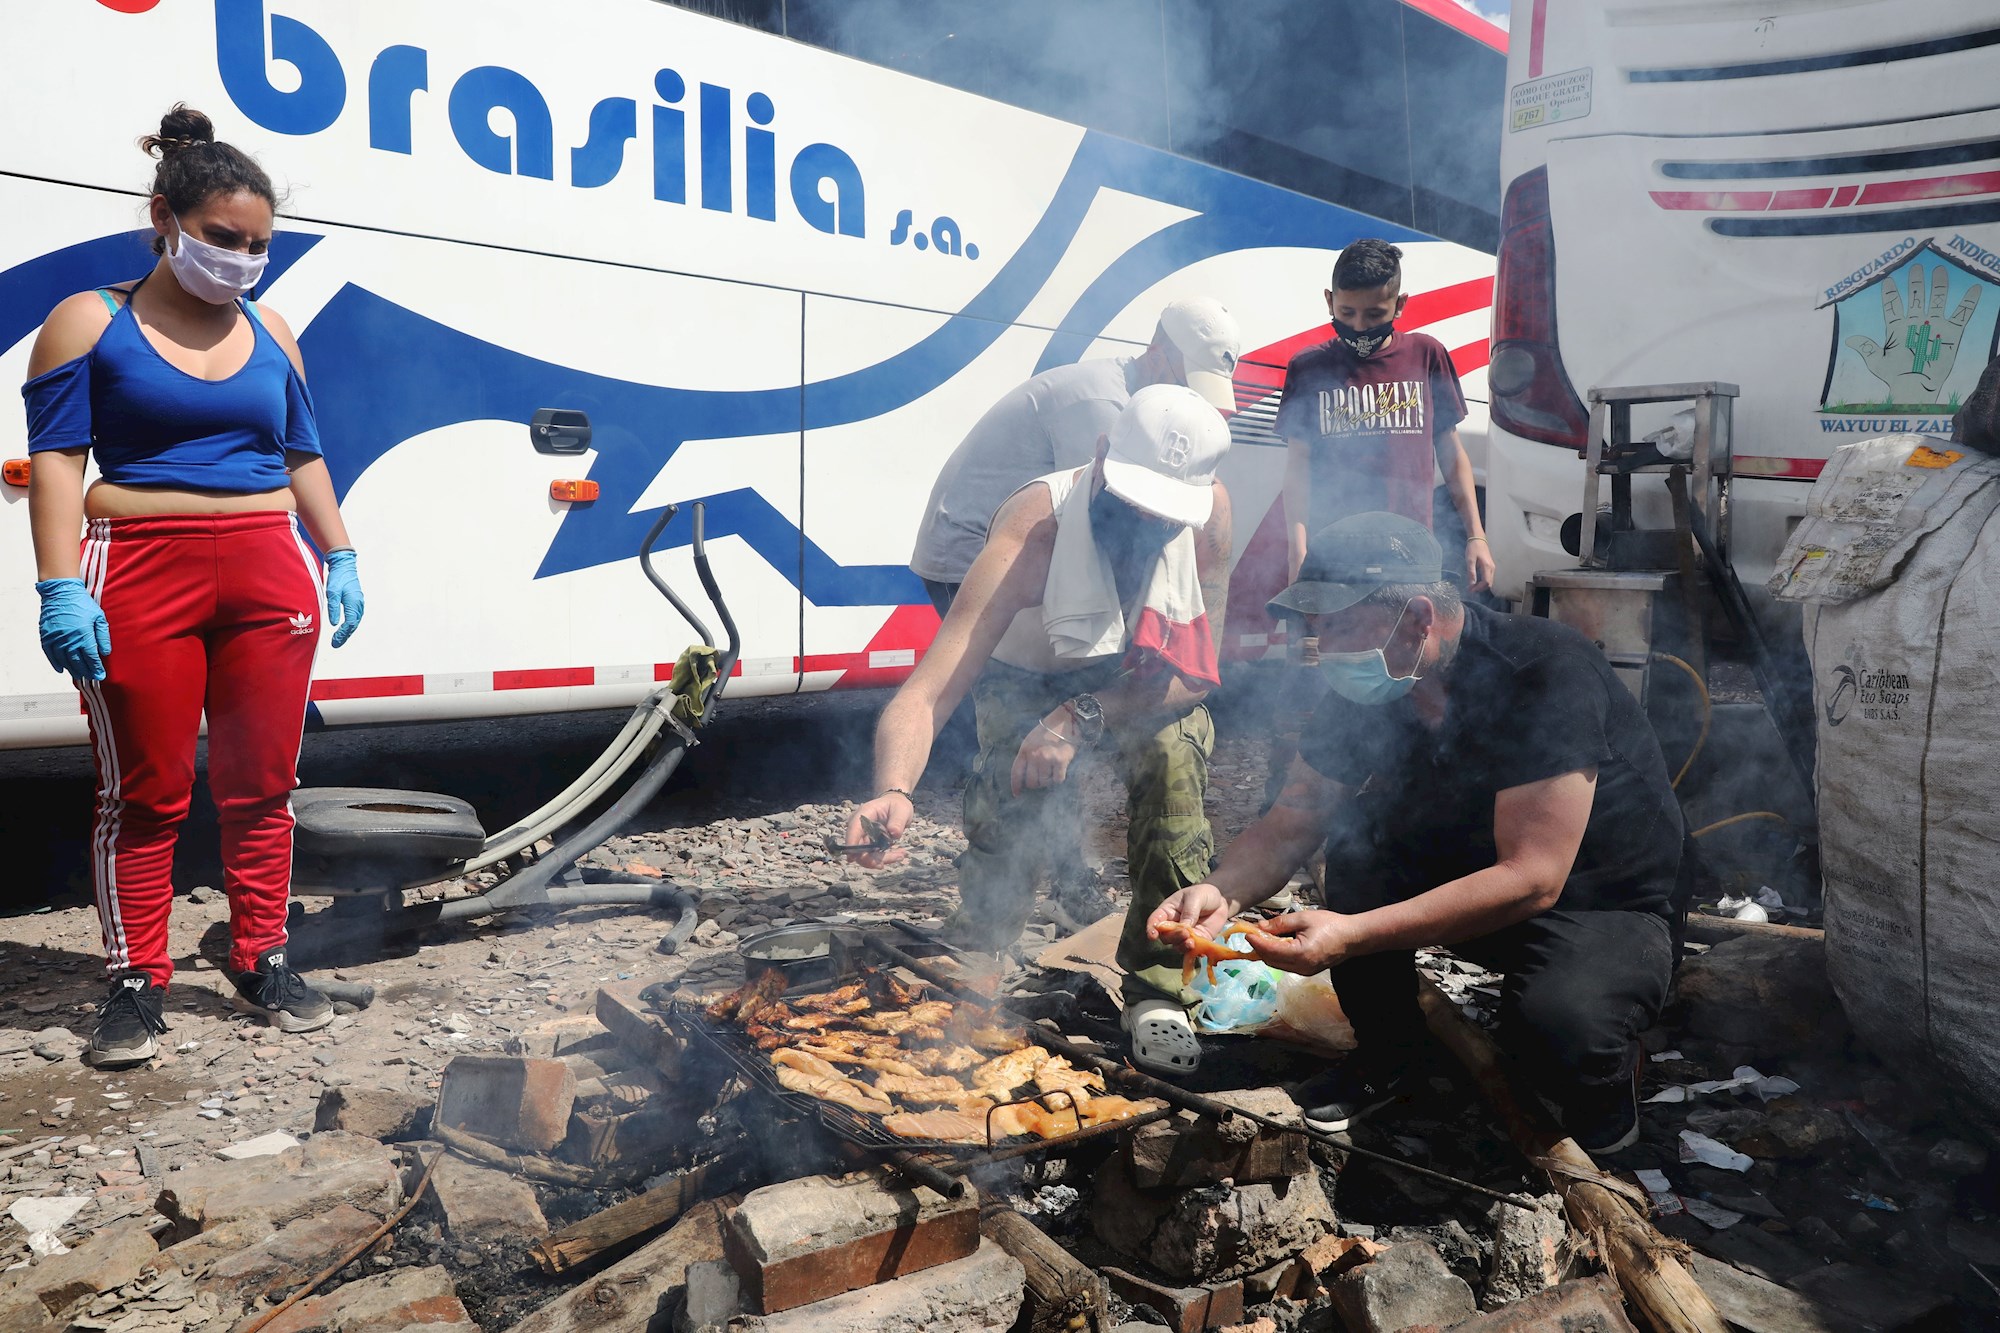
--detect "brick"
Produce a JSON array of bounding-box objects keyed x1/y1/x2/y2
[
  {"x1": 0, "y1": 1220, "x2": 158, "y2": 1318},
  {"x1": 257, "y1": 1264, "x2": 475, "y2": 1333},
  {"x1": 724, "y1": 1172, "x2": 981, "y2": 1315},
  {"x1": 197, "y1": 1205, "x2": 383, "y2": 1308},
  {"x1": 435, "y1": 1055, "x2": 576, "y2": 1153},
  {"x1": 509, "y1": 1014, "x2": 613, "y2": 1058},
  {"x1": 155, "y1": 1131, "x2": 402, "y2": 1235},
  {"x1": 595, "y1": 978, "x2": 684, "y2": 1074},
  {"x1": 430, "y1": 1154, "x2": 548, "y2": 1244},
  {"x1": 1446, "y1": 1275, "x2": 1636, "y2": 1331},
  {"x1": 750, "y1": 1238, "x2": 1024, "y2": 1333},
  {"x1": 1327, "y1": 1242, "x2": 1475, "y2": 1333},
  {"x1": 1102, "y1": 1266, "x2": 1244, "y2": 1333},
  {"x1": 1126, "y1": 1087, "x2": 1310, "y2": 1189},
  {"x1": 560, "y1": 1095, "x2": 702, "y2": 1168},
  {"x1": 313, "y1": 1086, "x2": 433, "y2": 1142}
]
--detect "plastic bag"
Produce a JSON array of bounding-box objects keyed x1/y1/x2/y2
[
  {"x1": 1189, "y1": 935, "x2": 1279, "y2": 1032},
  {"x1": 1263, "y1": 969, "x2": 1357, "y2": 1054}
]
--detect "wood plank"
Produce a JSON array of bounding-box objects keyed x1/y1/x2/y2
[
  {"x1": 507, "y1": 1195, "x2": 739, "y2": 1333},
  {"x1": 531, "y1": 1162, "x2": 722, "y2": 1276},
  {"x1": 981, "y1": 1206, "x2": 1106, "y2": 1333}
]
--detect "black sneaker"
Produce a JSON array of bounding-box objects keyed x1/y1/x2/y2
[
  {"x1": 1565, "y1": 1077, "x2": 1641, "y2": 1154},
  {"x1": 1298, "y1": 1058, "x2": 1417, "y2": 1132},
  {"x1": 229, "y1": 948, "x2": 333, "y2": 1033},
  {"x1": 1046, "y1": 871, "x2": 1116, "y2": 934},
  {"x1": 89, "y1": 973, "x2": 167, "y2": 1068}
]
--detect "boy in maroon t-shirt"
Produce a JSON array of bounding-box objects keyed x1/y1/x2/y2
[{"x1": 1275, "y1": 239, "x2": 1493, "y2": 591}]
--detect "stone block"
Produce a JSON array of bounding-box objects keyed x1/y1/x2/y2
[
  {"x1": 0, "y1": 1289, "x2": 57, "y2": 1333},
  {"x1": 1673, "y1": 935, "x2": 1844, "y2": 1062},
  {"x1": 197, "y1": 1205, "x2": 383, "y2": 1308},
  {"x1": 681, "y1": 1258, "x2": 743, "y2": 1330},
  {"x1": 1091, "y1": 1152, "x2": 1336, "y2": 1281},
  {"x1": 158, "y1": 1216, "x2": 278, "y2": 1276},
  {"x1": 1446, "y1": 1275, "x2": 1636, "y2": 1331},
  {"x1": 509, "y1": 1014, "x2": 611, "y2": 1058},
  {"x1": 256, "y1": 1264, "x2": 475, "y2": 1333},
  {"x1": 0, "y1": 1219, "x2": 158, "y2": 1318},
  {"x1": 1326, "y1": 1242, "x2": 1476, "y2": 1333},
  {"x1": 1484, "y1": 1196, "x2": 1567, "y2": 1307},
  {"x1": 1101, "y1": 1265, "x2": 1244, "y2": 1333},
  {"x1": 314, "y1": 1086, "x2": 433, "y2": 1142},
  {"x1": 430, "y1": 1154, "x2": 548, "y2": 1244},
  {"x1": 724, "y1": 1172, "x2": 981, "y2": 1315},
  {"x1": 1126, "y1": 1087, "x2": 1310, "y2": 1189},
  {"x1": 435, "y1": 1055, "x2": 576, "y2": 1153},
  {"x1": 596, "y1": 978, "x2": 684, "y2": 1074},
  {"x1": 749, "y1": 1238, "x2": 1023, "y2": 1333},
  {"x1": 155, "y1": 1131, "x2": 402, "y2": 1235}
]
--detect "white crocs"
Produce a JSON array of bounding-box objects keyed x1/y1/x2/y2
[{"x1": 1122, "y1": 997, "x2": 1200, "y2": 1077}]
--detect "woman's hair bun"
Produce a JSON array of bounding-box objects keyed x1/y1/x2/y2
[{"x1": 140, "y1": 104, "x2": 216, "y2": 159}]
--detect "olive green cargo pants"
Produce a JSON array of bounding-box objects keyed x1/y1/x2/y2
[{"x1": 952, "y1": 659, "x2": 1215, "y2": 1002}]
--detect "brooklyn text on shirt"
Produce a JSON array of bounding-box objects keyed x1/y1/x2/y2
[{"x1": 1316, "y1": 381, "x2": 1428, "y2": 436}]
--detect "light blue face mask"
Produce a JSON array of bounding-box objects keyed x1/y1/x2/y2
[{"x1": 1318, "y1": 603, "x2": 1427, "y2": 706}]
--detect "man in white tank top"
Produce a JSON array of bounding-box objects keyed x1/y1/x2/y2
[{"x1": 844, "y1": 386, "x2": 1235, "y2": 1076}]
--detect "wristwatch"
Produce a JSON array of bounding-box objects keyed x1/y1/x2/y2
[{"x1": 1064, "y1": 694, "x2": 1106, "y2": 748}]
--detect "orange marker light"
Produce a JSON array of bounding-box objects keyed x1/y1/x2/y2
[
  {"x1": 549, "y1": 479, "x2": 599, "y2": 503},
  {"x1": 1, "y1": 459, "x2": 29, "y2": 488}
]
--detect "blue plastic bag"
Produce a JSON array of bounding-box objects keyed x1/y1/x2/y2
[{"x1": 1189, "y1": 934, "x2": 1280, "y2": 1032}]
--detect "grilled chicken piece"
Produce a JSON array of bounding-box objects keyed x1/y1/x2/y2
[
  {"x1": 1032, "y1": 1057, "x2": 1106, "y2": 1103},
  {"x1": 866, "y1": 972, "x2": 926, "y2": 1009},
  {"x1": 970, "y1": 1045, "x2": 1050, "y2": 1096},
  {"x1": 895, "y1": 1087, "x2": 1000, "y2": 1111},
  {"x1": 705, "y1": 969, "x2": 786, "y2": 1023},
  {"x1": 988, "y1": 1101, "x2": 1070, "y2": 1140},
  {"x1": 871, "y1": 1072, "x2": 973, "y2": 1100},
  {"x1": 1077, "y1": 1095, "x2": 1162, "y2": 1126},
  {"x1": 769, "y1": 1049, "x2": 893, "y2": 1115},
  {"x1": 882, "y1": 1109, "x2": 990, "y2": 1144},
  {"x1": 778, "y1": 1012, "x2": 845, "y2": 1032},
  {"x1": 857, "y1": 1010, "x2": 949, "y2": 1037},
  {"x1": 902, "y1": 1045, "x2": 984, "y2": 1074},
  {"x1": 793, "y1": 982, "x2": 869, "y2": 1015},
  {"x1": 796, "y1": 1046, "x2": 925, "y2": 1079},
  {"x1": 964, "y1": 1024, "x2": 1027, "y2": 1053}
]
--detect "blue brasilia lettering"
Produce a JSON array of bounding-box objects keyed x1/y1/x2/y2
[{"x1": 213, "y1": 0, "x2": 882, "y2": 242}]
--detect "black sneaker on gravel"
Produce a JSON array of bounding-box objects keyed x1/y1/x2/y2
[
  {"x1": 229, "y1": 948, "x2": 333, "y2": 1032},
  {"x1": 1298, "y1": 1057, "x2": 1417, "y2": 1132},
  {"x1": 89, "y1": 973, "x2": 167, "y2": 1068},
  {"x1": 1564, "y1": 1072, "x2": 1642, "y2": 1155}
]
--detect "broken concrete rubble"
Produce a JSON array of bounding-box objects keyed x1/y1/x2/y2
[
  {"x1": 428, "y1": 1154, "x2": 548, "y2": 1244},
  {"x1": 1482, "y1": 1194, "x2": 1568, "y2": 1307},
  {"x1": 1126, "y1": 1086, "x2": 1310, "y2": 1190},
  {"x1": 314, "y1": 1085, "x2": 434, "y2": 1142},
  {"x1": 196, "y1": 1204, "x2": 384, "y2": 1308},
  {"x1": 1327, "y1": 1240, "x2": 1477, "y2": 1333},
  {"x1": 252, "y1": 1263, "x2": 477, "y2": 1333},
  {"x1": 154, "y1": 1130, "x2": 403, "y2": 1235},
  {"x1": 0, "y1": 1219, "x2": 158, "y2": 1319},
  {"x1": 1092, "y1": 1150, "x2": 1336, "y2": 1281}
]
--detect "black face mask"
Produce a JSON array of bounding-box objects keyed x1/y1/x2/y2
[
  {"x1": 1089, "y1": 488, "x2": 1178, "y2": 605},
  {"x1": 1332, "y1": 315, "x2": 1396, "y2": 358}
]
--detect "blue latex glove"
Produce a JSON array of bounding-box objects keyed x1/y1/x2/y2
[
  {"x1": 35, "y1": 578, "x2": 111, "y2": 681},
  {"x1": 324, "y1": 549, "x2": 364, "y2": 648}
]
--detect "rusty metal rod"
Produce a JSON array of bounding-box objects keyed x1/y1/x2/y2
[{"x1": 862, "y1": 931, "x2": 1538, "y2": 1212}]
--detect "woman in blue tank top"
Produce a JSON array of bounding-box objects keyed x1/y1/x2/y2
[{"x1": 20, "y1": 106, "x2": 363, "y2": 1067}]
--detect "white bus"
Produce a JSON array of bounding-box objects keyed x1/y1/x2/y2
[
  {"x1": 1484, "y1": 0, "x2": 2000, "y2": 602},
  {"x1": 0, "y1": 0, "x2": 1500, "y2": 749}
]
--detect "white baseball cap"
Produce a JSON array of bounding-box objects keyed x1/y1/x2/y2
[
  {"x1": 1101, "y1": 384, "x2": 1231, "y2": 527},
  {"x1": 1157, "y1": 297, "x2": 1242, "y2": 413}
]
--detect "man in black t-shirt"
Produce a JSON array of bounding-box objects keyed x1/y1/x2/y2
[{"x1": 1148, "y1": 513, "x2": 1683, "y2": 1153}]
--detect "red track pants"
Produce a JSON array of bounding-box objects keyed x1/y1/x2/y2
[{"x1": 78, "y1": 512, "x2": 322, "y2": 987}]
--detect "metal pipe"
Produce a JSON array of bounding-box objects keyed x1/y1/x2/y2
[{"x1": 860, "y1": 932, "x2": 1538, "y2": 1212}]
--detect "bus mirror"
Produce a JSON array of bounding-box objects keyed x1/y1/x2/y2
[{"x1": 530, "y1": 408, "x2": 592, "y2": 455}]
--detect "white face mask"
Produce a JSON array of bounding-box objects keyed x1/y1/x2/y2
[{"x1": 166, "y1": 216, "x2": 268, "y2": 304}]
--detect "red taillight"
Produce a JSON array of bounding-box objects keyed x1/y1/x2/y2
[{"x1": 1489, "y1": 168, "x2": 1589, "y2": 448}]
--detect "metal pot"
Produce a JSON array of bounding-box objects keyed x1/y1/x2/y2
[{"x1": 737, "y1": 921, "x2": 865, "y2": 991}]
